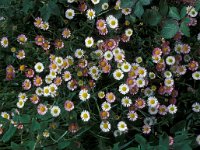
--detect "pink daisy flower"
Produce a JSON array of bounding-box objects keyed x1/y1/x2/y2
[
  {"x1": 22, "y1": 79, "x2": 32, "y2": 90},
  {"x1": 35, "y1": 35, "x2": 44, "y2": 46},
  {"x1": 25, "y1": 69, "x2": 35, "y2": 78},
  {"x1": 64, "y1": 100, "x2": 74, "y2": 111},
  {"x1": 37, "y1": 104, "x2": 48, "y2": 115}
]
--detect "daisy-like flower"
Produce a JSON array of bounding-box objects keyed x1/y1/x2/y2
[
  {"x1": 164, "y1": 78, "x2": 174, "y2": 87},
  {"x1": 148, "y1": 107, "x2": 158, "y2": 115},
  {"x1": 104, "y1": 51, "x2": 113, "y2": 61},
  {"x1": 86, "y1": 9, "x2": 96, "y2": 20},
  {"x1": 33, "y1": 76, "x2": 43, "y2": 87},
  {"x1": 17, "y1": 100, "x2": 25, "y2": 108},
  {"x1": 43, "y1": 86, "x2": 51, "y2": 97},
  {"x1": 16, "y1": 50, "x2": 25, "y2": 60},
  {"x1": 98, "y1": 91, "x2": 105, "y2": 99},
  {"x1": 192, "y1": 102, "x2": 200, "y2": 112},
  {"x1": 114, "y1": 53, "x2": 125, "y2": 63},
  {"x1": 138, "y1": 67, "x2": 147, "y2": 78},
  {"x1": 164, "y1": 71, "x2": 172, "y2": 78},
  {"x1": 105, "y1": 92, "x2": 116, "y2": 103},
  {"x1": 30, "y1": 94, "x2": 40, "y2": 104},
  {"x1": 125, "y1": 28, "x2": 133, "y2": 37},
  {"x1": 142, "y1": 125, "x2": 151, "y2": 134},
  {"x1": 22, "y1": 79, "x2": 31, "y2": 90},
  {"x1": 121, "y1": 62, "x2": 131, "y2": 72},
  {"x1": 79, "y1": 89, "x2": 90, "y2": 101},
  {"x1": 1, "y1": 37, "x2": 8, "y2": 48},
  {"x1": 54, "y1": 39, "x2": 64, "y2": 49},
  {"x1": 37, "y1": 104, "x2": 48, "y2": 115},
  {"x1": 17, "y1": 34, "x2": 27, "y2": 44},
  {"x1": 196, "y1": 135, "x2": 200, "y2": 145},
  {"x1": 101, "y1": 101, "x2": 111, "y2": 111},
  {"x1": 41, "y1": 22, "x2": 49, "y2": 30},
  {"x1": 67, "y1": 79, "x2": 77, "y2": 91},
  {"x1": 45, "y1": 75, "x2": 53, "y2": 84},
  {"x1": 81, "y1": 110, "x2": 90, "y2": 122},
  {"x1": 85, "y1": 37, "x2": 94, "y2": 48},
  {"x1": 100, "y1": 121, "x2": 111, "y2": 132},
  {"x1": 49, "y1": 71, "x2": 57, "y2": 79},
  {"x1": 117, "y1": 121, "x2": 128, "y2": 132},
  {"x1": 192, "y1": 71, "x2": 200, "y2": 80},
  {"x1": 181, "y1": 44, "x2": 190, "y2": 54},
  {"x1": 121, "y1": 96, "x2": 132, "y2": 107},
  {"x1": 187, "y1": 6, "x2": 198, "y2": 17},
  {"x1": 18, "y1": 93, "x2": 28, "y2": 101},
  {"x1": 158, "y1": 105, "x2": 168, "y2": 115},
  {"x1": 127, "y1": 111, "x2": 138, "y2": 121},
  {"x1": 49, "y1": 83, "x2": 57, "y2": 97},
  {"x1": 34, "y1": 17, "x2": 43, "y2": 28},
  {"x1": 89, "y1": 66, "x2": 99, "y2": 76},
  {"x1": 176, "y1": 65, "x2": 187, "y2": 75},
  {"x1": 62, "y1": 71, "x2": 72, "y2": 82},
  {"x1": 102, "y1": 3, "x2": 109, "y2": 10},
  {"x1": 1, "y1": 112, "x2": 10, "y2": 120},
  {"x1": 25, "y1": 69, "x2": 35, "y2": 78},
  {"x1": 119, "y1": 84, "x2": 129, "y2": 95},
  {"x1": 113, "y1": 69, "x2": 124, "y2": 80},
  {"x1": 166, "y1": 56, "x2": 175, "y2": 65},
  {"x1": 135, "y1": 57, "x2": 143, "y2": 64},
  {"x1": 75, "y1": 49, "x2": 84, "y2": 58},
  {"x1": 174, "y1": 44, "x2": 183, "y2": 54},
  {"x1": 35, "y1": 35, "x2": 44, "y2": 46},
  {"x1": 62, "y1": 28, "x2": 71, "y2": 39},
  {"x1": 35, "y1": 87, "x2": 43, "y2": 96},
  {"x1": 168, "y1": 104, "x2": 177, "y2": 114},
  {"x1": 34, "y1": 62, "x2": 44, "y2": 73},
  {"x1": 96, "y1": 19, "x2": 106, "y2": 30},
  {"x1": 122, "y1": 8, "x2": 132, "y2": 15},
  {"x1": 147, "y1": 96, "x2": 158, "y2": 107},
  {"x1": 64, "y1": 100, "x2": 74, "y2": 111},
  {"x1": 65, "y1": 9, "x2": 75, "y2": 20},
  {"x1": 50, "y1": 106, "x2": 61, "y2": 117},
  {"x1": 135, "y1": 98, "x2": 146, "y2": 109},
  {"x1": 136, "y1": 78, "x2": 145, "y2": 88},
  {"x1": 143, "y1": 117, "x2": 154, "y2": 126},
  {"x1": 188, "y1": 61, "x2": 199, "y2": 71},
  {"x1": 106, "y1": 15, "x2": 118, "y2": 29},
  {"x1": 91, "y1": 0, "x2": 100, "y2": 5},
  {"x1": 55, "y1": 57, "x2": 63, "y2": 67}
]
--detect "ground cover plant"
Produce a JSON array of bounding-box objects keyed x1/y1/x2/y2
[{"x1": 0, "y1": 0, "x2": 200, "y2": 149}]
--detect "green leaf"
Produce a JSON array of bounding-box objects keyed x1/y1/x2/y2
[
  {"x1": 180, "y1": 22, "x2": 190, "y2": 37},
  {"x1": 134, "y1": 1, "x2": 144, "y2": 18},
  {"x1": 19, "y1": 114, "x2": 31, "y2": 124},
  {"x1": 31, "y1": 119, "x2": 41, "y2": 131},
  {"x1": 161, "y1": 20, "x2": 179, "y2": 39},
  {"x1": 168, "y1": 7, "x2": 180, "y2": 20},
  {"x1": 195, "y1": 0, "x2": 200, "y2": 11},
  {"x1": 112, "y1": 142, "x2": 120, "y2": 150},
  {"x1": 120, "y1": 0, "x2": 136, "y2": 8},
  {"x1": 1, "y1": 125, "x2": 16, "y2": 142},
  {"x1": 140, "y1": 0, "x2": 151, "y2": 5},
  {"x1": 180, "y1": 6, "x2": 187, "y2": 19},
  {"x1": 135, "y1": 134, "x2": 146, "y2": 145},
  {"x1": 170, "y1": 120, "x2": 186, "y2": 133},
  {"x1": 159, "y1": 0, "x2": 168, "y2": 16},
  {"x1": 22, "y1": 0, "x2": 34, "y2": 14},
  {"x1": 143, "y1": 9, "x2": 162, "y2": 26},
  {"x1": 58, "y1": 141, "x2": 71, "y2": 149},
  {"x1": 159, "y1": 133, "x2": 169, "y2": 150}
]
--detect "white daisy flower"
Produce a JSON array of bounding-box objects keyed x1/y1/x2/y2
[
  {"x1": 143, "y1": 117, "x2": 154, "y2": 126},
  {"x1": 125, "y1": 28, "x2": 133, "y2": 37},
  {"x1": 86, "y1": 9, "x2": 96, "y2": 20},
  {"x1": 119, "y1": 84, "x2": 129, "y2": 95},
  {"x1": 106, "y1": 15, "x2": 118, "y2": 29},
  {"x1": 112, "y1": 47, "x2": 121, "y2": 56},
  {"x1": 1, "y1": 37, "x2": 8, "y2": 48},
  {"x1": 18, "y1": 93, "x2": 28, "y2": 102},
  {"x1": 104, "y1": 51, "x2": 113, "y2": 61},
  {"x1": 152, "y1": 55, "x2": 161, "y2": 63},
  {"x1": 148, "y1": 107, "x2": 158, "y2": 115},
  {"x1": 196, "y1": 135, "x2": 200, "y2": 145},
  {"x1": 147, "y1": 96, "x2": 158, "y2": 107},
  {"x1": 101, "y1": 101, "x2": 111, "y2": 111},
  {"x1": 65, "y1": 9, "x2": 75, "y2": 20},
  {"x1": 49, "y1": 83, "x2": 58, "y2": 96},
  {"x1": 34, "y1": 62, "x2": 44, "y2": 73},
  {"x1": 164, "y1": 71, "x2": 172, "y2": 78},
  {"x1": 75, "y1": 49, "x2": 84, "y2": 58},
  {"x1": 102, "y1": 3, "x2": 109, "y2": 10},
  {"x1": 35, "y1": 87, "x2": 43, "y2": 96},
  {"x1": 117, "y1": 121, "x2": 128, "y2": 132},
  {"x1": 142, "y1": 125, "x2": 151, "y2": 134},
  {"x1": 17, "y1": 100, "x2": 25, "y2": 108},
  {"x1": 79, "y1": 89, "x2": 90, "y2": 101},
  {"x1": 192, "y1": 71, "x2": 200, "y2": 80},
  {"x1": 62, "y1": 71, "x2": 72, "y2": 82},
  {"x1": 174, "y1": 44, "x2": 182, "y2": 54},
  {"x1": 43, "y1": 86, "x2": 51, "y2": 97},
  {"x1": 188, "y1": 7, "x2": 198, "y2": 17},
  {"x1": 168, "y1": 104, "x2": 177, "y2": 114},
  {"x1": 91, "y1": 0, "x2": 100, "y2": 5},
  {"x1": 45, "y1": 75, "x2": 53, "y2": 84},
  {"x1": 136, "y1": 78, "x2": 145, "y2": 88},
  {"x1": 55, "y1": 57, "x2": 63, "y2": 66},
  {"x1": 94, "y1": 49, "x2": 103, "y2": 58},
  {"x1": 1, "y1": 112, "x2": 10, "y2": 120},
  {"x1": 135, "y1": 57, "x2": 143, "y2": 64},
  {"x1": 89, "y1": 66, "x2": 99, "y2": 76},
  {"x1": 149, "y1": 72, "x2": 156, "y2": 79},
  {"x1": 100, "y1": 121, "x2": 111, "y2": 132},
  {"x1": 67, "y1": 0, "x2": 75, "y2": 3},
  {"x1": 85, "y1": 37, "x2": 94, "y2": 48},
  {"x1": 166, "y1": 56, "x2": 175, "y2": 65},
  {"x1": 81, "y1": 110, "x2": 90, "y2": 122},
  {"x1": 192, "y1": 102, "x2": 200, "y2": 112},
  {"x1": 121, "y1": 96, "x2": 132, "y2": 107},
  {"x1": 121, "y1": 62, "x2": 131, "y2": 72},
  {"x1": 113, "y1": 69, "x2": 124, "y2": 80},
  {"x1": 127, "y1": 111, "x2": 138, "y2": 121},
  {"x1": 164, "y1": 78, "x2": 174, "y2": 87},
  {"x1": 50, "y1": 106, "x2": 61, "y2": 117},
  {"x1": 138, "y1": 67, "x2": 147, "y2": 78},
  {"x1": 49, "y1": 71, "x2": 57, "y2": 79}
]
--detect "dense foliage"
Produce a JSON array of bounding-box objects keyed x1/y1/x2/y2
[{"x1": 0, "y1": 0, "x2": 200, "y2": 149}]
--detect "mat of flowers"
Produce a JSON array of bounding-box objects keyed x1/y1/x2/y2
[{"x1": 0, "y1": 0, "x2": 200, "y2": 149}]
